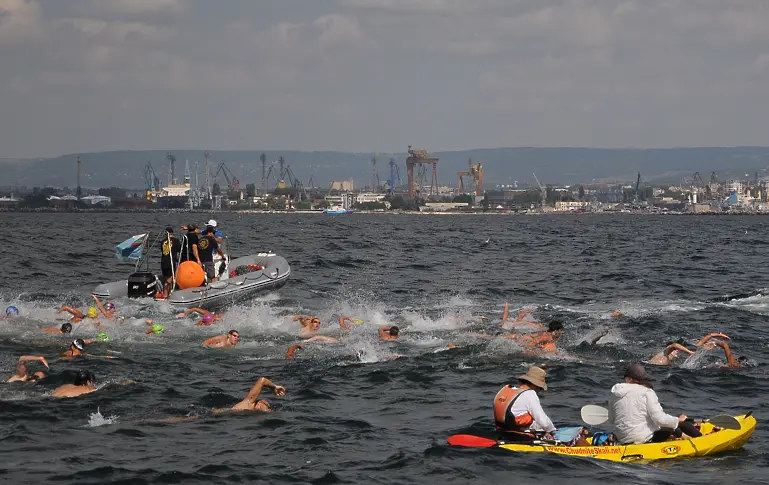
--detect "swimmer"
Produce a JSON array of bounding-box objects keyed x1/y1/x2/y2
[
  {"x1": 57, "y1": 305, "x2": 101, "y2": 327},
  {"x1": 177, "y1": 307, "x2": 221, "y2": 326},
  {"x1": 1, "y1": 305, "x2": 20, "y2": 320},
  {"x1": 212, "y1": 377, "x2": 286, "y2": 414},
  {"x1": 195, "y1": 313, "x2": 218, "y2": 326},
  {"x1": 52, "y1": 369, "x2": 97, "y2": 398},
  {"x1": 145, "y1": 320, "x2": 165, "y2": 334},
  {"x1": 338, "y1": 315, "x2": 362, "y2": 330},
  {"x1": 610, "y1": 311, "x2": 624, "y2": 318},
  {"x1": 648, "y1": 339, "x2": 695, "y2": 366},
  {"x1": 286, "y1": 344, "x2": 304, "y2": 359},
  {"x1": 294, "y1": 315, "x2": 321, "y2": 335},
  {"x1": 7, "y1": 355, "x2": 49, "y2": 383},
  {"x1": 379, "y1": 325, "x2": 399, "y2": 341},
  {"x1": 500, "y1": 302, "x2": 545, "y2": 331},
  {"x1": 303, "y1": 335, "x2": 338, "y2": 344},
  {"x1": 504, "y1": 320, "x2": 563, "y2": 353},
  {"x1": 61, "y1": 339, "x2": 87, "y2": 359},
  {"x1": 202, "y1": 330, "x2": 240, "y2": 349},
  {"x1": 42, "y1": 323, "x2": 73, "y2": 334},
  {"x1": 708, "y1": 340, "x2": 747, "y2": 369},
  {"x1": 91, "y1": 294, "x2": 116, "y2": 319}
]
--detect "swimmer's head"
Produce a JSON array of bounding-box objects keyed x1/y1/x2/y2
[
  {"x1": 86, "y1": 307, "x2": 98, "y2": 319},
  {"x1": 72, "y1": 339, "x2": 85, "y2": 351},
  {"x1": 97, "y1": 332, "x2": 109, "y2": 342},
  {"x1": 61, "y1": 323, "x2": 73, "y2": 334},
  {"x1": 389, "y1": 326, "x2": 400, "y2": 336},
  {"x1": 29, "y1": 371, "x2": 46, "y2": 382},
  {"x1": 548, "y1": 320, "x2": 564, "y2": 335},
  {"x1": 227, "y1": 330, "x2": 240, "y2": 344},
  {"x1": 255, "y1": 399, "x2": 272, "y2": 412},
  {"x1": 666, "y1": 338, "x2": 687, "y2": 347},
  {"x1": 105, "y1": 302, "x2": 115, "y2": 311},
  {"x1": 202, "y1": 313, "x2": 215, "y2": 324},
  {"x1": 74, "y1": 369, "x2": 94, "y2": 386},
  {"x1": 5, "y1": 306, "x2": 19, "y2": 317},
  {"x1": 310, "y1": 318, "x2": 321, "y2": 330},
  {"x1": 738, "y1": 356, "x2": 753, "y2": 367},
  {"x1": 150, "y1": 324, "x2": 164, "y2": 334}
]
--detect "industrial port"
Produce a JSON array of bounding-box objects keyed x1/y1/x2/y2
[{"x1": 3, "y1": 148, "x2": 769, "y2": 215}]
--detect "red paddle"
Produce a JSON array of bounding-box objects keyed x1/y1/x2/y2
[{"x1": 447, "y1": 434, "x2": 498, "y2": 448}]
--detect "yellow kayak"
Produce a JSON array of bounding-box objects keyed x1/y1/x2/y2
[{"x1": 496, "y1": 414, "x2": 756, "y2": 462}]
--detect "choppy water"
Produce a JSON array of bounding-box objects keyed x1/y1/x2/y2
[{"x1": 1, "y1": 213, "x2": 768, "y2": 484}]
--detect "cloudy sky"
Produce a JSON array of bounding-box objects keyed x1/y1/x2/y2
[{"x1": 1, "y1": 0, "x2": 768, "y2": 158}]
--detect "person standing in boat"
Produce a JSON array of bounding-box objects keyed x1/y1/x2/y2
[
  {"x1": 198, "y1": 226, "x2": 224, "y2": 283},
  {"x1": 179, "y1": 224, "x2": 201, "y2": 265},
  {"x1": 160, "y1": 226, "x2": 182, "y2": 297}
]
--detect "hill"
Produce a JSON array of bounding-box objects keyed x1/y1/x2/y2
[{"x1": 2, "y1": 147, "x2": 769, "y2": 190}]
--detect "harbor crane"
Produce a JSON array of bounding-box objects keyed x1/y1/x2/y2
[
  {"x1": 532, "y1": 173, "x2": 547, "y2": 208},
  {"x1": 371, "y1": 156, "x2": 380, "y2": 191},
  {"x1": 143, "y1": 162, "x2": 161, "y2": 201},
  {"x1": 633, "y1": 172, "x2": 641, "y2": 204},
  {"x1": 385, "y1": 158, "x2": 401, "y2": 194},
  {"x1": 214, "y1": 162, "x2": 240, "y2": 190},
  {"x1": 166, "y1": 152, "x2": 177, "y2": 185},
  {"x1": 406, "y1": 146, "x2": 439, "y2": 198},
  {"x1": 458, "y1": 158, "x2": 484, "y2": 196}
]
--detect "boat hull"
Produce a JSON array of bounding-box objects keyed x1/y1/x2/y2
[
  {"x1": 92, "y1": 253, "x2": 290, "y2": 310},
  {"x1": 494, "y1": 414, "x2": 756, "y2": 462}
]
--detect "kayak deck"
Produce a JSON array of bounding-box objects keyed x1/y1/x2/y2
[{"x1": 495, "y1": 414, "x2": 755, "y2": 462}]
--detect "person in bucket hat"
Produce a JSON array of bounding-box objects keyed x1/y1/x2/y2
[{"x1": 493, "y1": 366, "x2": 556, "y2": 440}]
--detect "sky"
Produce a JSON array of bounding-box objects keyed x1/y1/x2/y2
[{"x1": 1, "y1": 0, "x2": 769, "y2": 158}]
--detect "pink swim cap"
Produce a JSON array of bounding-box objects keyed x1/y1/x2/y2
[{"x1": 202, "y1": 313, "x2": 215, "y2": 324}]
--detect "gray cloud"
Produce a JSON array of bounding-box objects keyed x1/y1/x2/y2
[{"x1": 1, "y1": 0, "x2": 768, "y2": 158}]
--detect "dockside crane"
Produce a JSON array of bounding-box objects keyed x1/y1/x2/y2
[
  {"x1": 386, "y1": 158, "x2": 401, "y2": 194},
  {"x1": 633, "y1": 172, "x2": 641, "y2": 204},
  {"x1": 166, "y1": 152, "x2": 177, "y2": 186},
  {"x1": 532, "y1": 173, "x2": 547, "y2": 208},
  {"x1": 214, "y1": 162, "x2": 241, "y2": 190},
  {"x1": 143, "y1": 162, "x2": 161, "y2": 201},
  {"x1": 370, "y1": 156, "x2": 381, "y2": 192}
]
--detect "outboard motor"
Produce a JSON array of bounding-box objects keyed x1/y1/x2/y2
[{"x1": 127, "y1": 272, "x2": 158, "y2": 298}]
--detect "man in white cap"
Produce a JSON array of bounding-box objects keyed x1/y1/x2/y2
[
  {"x1": 206, "y1": 219, "x2": 223, "y2": 244},
  {"x1": 493, "y1": 366, "x2": 556, "y2": 440}
]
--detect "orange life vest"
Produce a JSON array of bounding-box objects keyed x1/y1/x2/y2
[{"x1": 493, "y1": 385, "x2": 534, "y2": 431}]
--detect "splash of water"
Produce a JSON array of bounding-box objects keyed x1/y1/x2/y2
[{"x1": 86, "y1": 407, "x2": 119, "y2": 427}]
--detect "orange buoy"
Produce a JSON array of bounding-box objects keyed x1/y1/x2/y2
[{"x1": 176, "y1": 261, "x2": 205, "y2": 289}]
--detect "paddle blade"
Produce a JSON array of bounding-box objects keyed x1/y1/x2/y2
[
  {"x1": 447, "y1": 434, "x2": 498, "y2": 448},
  {"x1": 706, "y1": 414, "x2": 741, "y2": 430},
  {"x1": 581, "y1": 405, "x2": 610, "y2": 426}
]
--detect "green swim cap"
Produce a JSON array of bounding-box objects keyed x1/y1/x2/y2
[
  {"x1": 97, "y1": 332, "x2": 109, "y2": 342},
  {"x1": 353, "y1": 319, "x2": 364, "y2": 325},
  {"x1": 151, "y1": 324, "x2": 165, "y2": 334}
]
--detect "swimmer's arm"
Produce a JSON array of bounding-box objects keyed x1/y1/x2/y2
[
  {"x1": 589, "y1": 328, "x2": 611, "y2": 345},
  {"x1": 18, "y1": 355, "x2": 49, "y2": 368},
  {"x1": 286, "y1": 344, "x2": 303, "y2": 359},
  {"x1": 713, "y1": 341, "x2": 738, "y2": 366},
  {"x1": 695, "y1": 333, "x2": 730, "y2": 346},
  {"x1": 500, "y1": 302, "x2": 509, "y2": 326},
  {"x1": 91, "y1": 295, "x2": 112, "y2": 319},
  {"x1": 664, "y1": 343, "x2": 694, "y2": 356},
  {"x1": 244, "y1": 377, "x2": 284, "y2": 405},
  {"x1": 502, "y1": 333, "x2": 522, "y2": 340},
  {"x1": 178, "y1": 307, "x2": 209, "y2": 318},
  {"x1": 339, "y1": 316, "x2": 353, "y2": 330},
  {"x1": 57, "y1": 306, "x2": 82, "y2": 317}
]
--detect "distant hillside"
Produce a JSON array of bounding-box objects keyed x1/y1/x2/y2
[{"x1": 1, "y1": 147, "x2": 768, "y2": 190}]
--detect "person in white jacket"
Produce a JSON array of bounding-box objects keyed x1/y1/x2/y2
[{"x1": 608, "y1": 363, "x2": 701, "y2": 444}]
